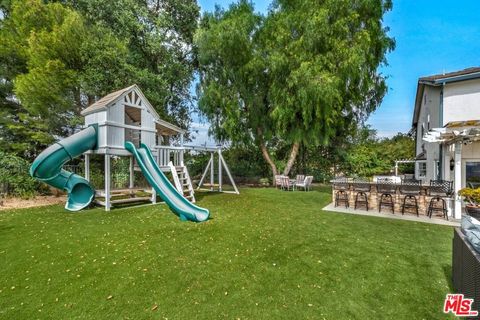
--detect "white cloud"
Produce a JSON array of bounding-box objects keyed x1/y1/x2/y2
[
  {"x1": 189, "y1": 122, "x2": 218, "y2": 147},
  {"x1": 376, "y1": 130, "x2": 398, "y2": 138}
]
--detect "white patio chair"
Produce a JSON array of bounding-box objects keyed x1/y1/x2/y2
[
  {"x1": 274, "y1": 175, "x2": 283, "y2": 189},
  {"x1": 295, "y1": 175, "x2": 305, "y2": 185},
  {"x1": 281, "y1": 176, "x2": 294, "y2": 191},
  {"x1": 296, "y1": 176, "x2": 313, "y2": 191}
]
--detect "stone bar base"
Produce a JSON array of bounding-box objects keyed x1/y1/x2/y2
[{"x1": 332, "y1": 186, "x2": 453, "y2": 217}]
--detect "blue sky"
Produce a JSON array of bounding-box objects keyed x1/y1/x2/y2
[{"x1": 192, "y1": 0, "x2": 480, "y2": 144}]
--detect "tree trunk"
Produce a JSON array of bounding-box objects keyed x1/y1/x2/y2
[
  {"x1": 257, "y1": 127, "x2": 278, "y2": 182},
  {"x1": 283, "y1": 142, "x2": 300, "y2": 176}
]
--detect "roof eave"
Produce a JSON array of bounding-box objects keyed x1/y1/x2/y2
[
  {"x1": 155, "y1": 119, "x2": 186, "y2": 134},
  {"x1": 80, "y1": 106, "x2": 108, "y2": 116}
]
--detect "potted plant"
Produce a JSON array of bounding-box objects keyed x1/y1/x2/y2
[{"x1": 459, "y1": 187, "x2": 480, "y2": 218}]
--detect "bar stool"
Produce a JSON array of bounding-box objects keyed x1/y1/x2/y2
[
  {"x1": 353, "y1": 178, "x2": 371, "y2": 210},
  {"x1": 399, "y1": 179, "x2": 421, "y2": 216},
  {"x1": 333, "y1": 177, "x2": 350, "y2": 208},
  {"x1": 427, "y1": 180, "x2": 453, "y2": 220},
  {"x1": 377, "y1": 180, "x2": 397, "y2": 213}
]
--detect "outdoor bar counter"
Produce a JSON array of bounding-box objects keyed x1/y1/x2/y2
[{"x1": 331, "y1": 178, "x2": 453, "y2": 218}]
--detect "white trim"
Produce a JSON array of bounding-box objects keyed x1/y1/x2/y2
[{"x1": 98, "y1": 121, "x2": 156, "y2": 133}]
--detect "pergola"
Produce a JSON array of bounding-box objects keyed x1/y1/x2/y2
[
  {"x1": 423, "y1": 120, "x2": 480, "y2": 219},
  {"x1": 394, "y1": 159, "x2": 416, "y2": 176}
]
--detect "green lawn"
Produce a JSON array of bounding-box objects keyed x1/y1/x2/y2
[{"x1": 0, "y1": 186, "x2": 454, "y2": 319}]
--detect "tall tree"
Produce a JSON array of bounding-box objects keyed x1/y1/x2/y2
[
  {"x1": 195, "y1": 0, "x2": 394, "y2": 179},
  {"x1": 0, "y1": 0, "x2": 199, "y2": 158},
  {"x1": 67, "y1": 0, "x2": 199, "y2": 126},
  {"x1": 343, "y1": 127, "x2": 415, "y2": 177}
]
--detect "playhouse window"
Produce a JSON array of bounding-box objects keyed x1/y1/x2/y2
[{"x1": 125, "y1": 106, "x2": 141, "y2": 127}]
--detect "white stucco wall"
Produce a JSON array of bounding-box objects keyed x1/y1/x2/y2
[
  {"x1": 443, "y1": 78, "x2": 480, "y2": 126},
  {"x1": 415, "y1": 86, "x2": 441, "y2": 181}
]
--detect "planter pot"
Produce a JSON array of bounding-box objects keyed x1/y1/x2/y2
[{"x1": 465, "y1": 205, "x2": 480, "y2": 220}]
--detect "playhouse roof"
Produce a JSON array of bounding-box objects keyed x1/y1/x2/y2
[{"x1": 81, "y1": 85, "x2": 185, "y2": 135}]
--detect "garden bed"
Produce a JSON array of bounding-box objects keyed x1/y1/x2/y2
[{"x1": 0, "y1": 195, "x2": 66, "y2": 211}]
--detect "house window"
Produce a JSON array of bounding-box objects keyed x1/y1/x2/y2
[
  {"x1": 417, "y1": 161, "x2": 427, "y2": 178},
  {"x1": 466, "y1": 162, "x2": 480, "y2": 188}
]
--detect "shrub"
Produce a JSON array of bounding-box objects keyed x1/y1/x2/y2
[
  {"x1": 0, "y1": 152, "x2": 42, "y2": 198},
  {"x1": 259, "y1": 178, "x2": 270, "y2": 187},
  {"x1": 459, "y1": 188, "x2": 480, "y2": 206}
]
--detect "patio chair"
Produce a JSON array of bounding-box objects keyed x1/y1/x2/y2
[
  {"x1": 274, "y1": 175, "x2": 283, "y2": 189},
  {"x1": 296, "y1": 175, "x2": 305, "y2": 185},
  {"x1": 427, "y1": 180, "x2": 453, "y2": 220},
  {"x1": 281, "y1": 176, "x2": 294, "y2": 191},
  {"x1": 352, "y1": 178, "x2": 371, "y2": 211},
  {"x1": 377, "y1": 180, "x2": 397, "y2": 213},
  {"x1": 399, "y1": 179, "x2": 422, "y2": 216},
  {"x1": 296, "y1": 176, "x2": 313, "y2": 191},
  {"x1": 333, "y1": 177, "x2": 349, "y2": 208}
]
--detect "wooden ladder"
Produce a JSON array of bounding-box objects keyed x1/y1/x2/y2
[{"x1": 168, "y1": 161, "x2": 196, "y2": 203}]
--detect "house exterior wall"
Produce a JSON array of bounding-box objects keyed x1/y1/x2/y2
[
  {"x1": 443, "y1": 78, "x2": 480, "y2": 126},
  {"x1": 415, "y1": 78, "x2": 480, "y2": 184},
  {"x1": 415, "y1": 86, "x2": 441, "y2": 182}
]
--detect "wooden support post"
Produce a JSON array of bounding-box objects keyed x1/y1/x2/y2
[
  {"x1": 444, "y1": 146, "x2": 451, "y2": 181},
  {"x1": 151, "y1": 189, "x2": 157, "y2": 204},
  {"x1": 220, "y1": 153, "x2": 239, "y2": 194},
  {"x1": 104, "y1": 154, "x2": 111, "y2": 211},
  {"x1": 129, "y1": 156, "x2": 134, "y2": 189},
  {"x1": 210, "y1": 152, "x2": 214, "y2": 191},
  {"x1": 180, "y1": 134, "x2": 184, "y2": 164},
  {"x1": 85, "y1": 154, "x2": 90, "y2": 182},
  {"x1": 218, "y1": 148, "x2": 222, "y2": 192},
  {"x1": 454, "y1": 141, "x2": 462, "y2": 219},
  {"x1": 197, "y1": 157, "x2": 212, "y2": 190}
]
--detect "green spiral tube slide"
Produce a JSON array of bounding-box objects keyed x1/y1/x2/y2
[
  {"x1": 125, "y1": 141, "x2": 210, "y2": 222},
  {"x1": 29, "y1": 125, "x2": 98, "y2": 211}
]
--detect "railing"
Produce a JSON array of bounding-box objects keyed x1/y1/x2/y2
[{"x1": 153, "y1": 146, "x2": 184, "y2": 167}]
